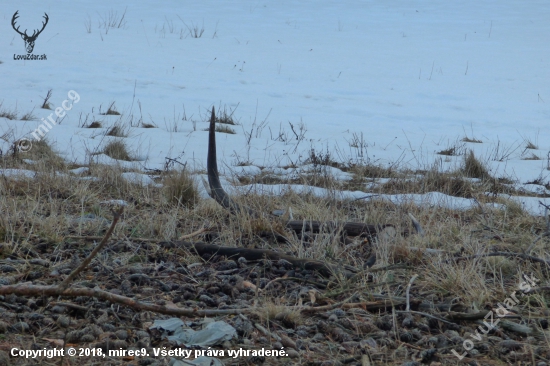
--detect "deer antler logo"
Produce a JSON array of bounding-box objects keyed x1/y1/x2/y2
[{"x1": 12, "y1": 11, "x2": 49, "y2": 54}]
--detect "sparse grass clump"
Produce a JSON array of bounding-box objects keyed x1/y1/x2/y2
[
  {"x1": 462, "y1": 150, "x2": 490, "y2": 179},
  {"x1": 20, "y1": 110, "x2": 37, "y2": 121},
  {"x1": 215, "y1": 104, "x2": 239, "y2": 125},
  {"x1": 87, "y1": 121, "x2": 102, "y2": 128},
  {"x1": 101, "y1": 102, "x2": 121, "y2": 116},
  {"x1": 216, "y1": 125, "x2": 236, "y2": 134},
  {"x1": 204, "y1": 125, "x2": 236, "y2": 134},
  {"x1": 141, "y1": 122, "x2": 156, "y2": 128},
  {"x1": 103, "y1": 140, "x2": 133, "y2": 161},
  {"x1": 462, "y1": 136, "x2": 482, "y2": 143},
  {"x1": 525, "y1": 140, "x2": 538, "y2": 149},
  {"x1": 0, "y1": 102, "x2": 17, "y2": 120},
  {"x1": 106, "y1": 124, "x2": 128, "y2": 137},
  {"x1": 163, "y1": 169, "x2": 199, "y2": 206},
  {"x1": 523, "y1": 153, "x2": 541, "y2": 160}
]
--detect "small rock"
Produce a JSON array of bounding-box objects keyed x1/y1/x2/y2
[
  {"x1": 402, "y1": 316, "x2": 414, "y2": 328},
  {"x1": 0, "y1": 265, "x2": 17, "y2": 273},
  {"x1": 115, "y1": 329, "x2": 128, "y2": 340},
  {"x1": 87, "y1": 325, "x2": 103, "y2": 337},
  {"x1": 56, "y1": 316, "x2": 71, "y2": 328},
  {"x1": 0, "y1": 320, "x2": 8, "y2": 333},
  {"x1": 111, "y1": 339, "x2": 128, "y2": 349},
  {"x1": 286, "y1": 349, "x2": 300, "y2": 358},
  {"x1": 312, "y1": 333, "x2": 324, "y2": 341},
  {"x1": 66, "y1": 330, "x2": 82, "y2": 343},
  {"x1": 360, "y1": 337, "x2": 377, "y2": 349},
  {"x1": 218, "y1": 260, "x2": 237, "y2": 270},
  {"x1": 136, "y1": 330, "x2": 150, "y2": 339},
  {"x1": 51, "y1": 305, "x2": 67, "y2": 314},
  {"x1": 198, "y1": 294, "x2": 217, "y2": 306},
  {"x1": 499, "y1": 339, "x2": 523, "y2": 351},
  {"x1": 10, "y1": 322, "x2": 30, "y2": 333},
  {"x1": 81, "y1": 334, "x2": 96, "y2": 342},
  {"x1": 102, "y1": 323, "x2": 116, "y2": 332}
]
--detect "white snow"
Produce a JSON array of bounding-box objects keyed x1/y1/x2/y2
[
  {"x1": 2, "y1": 1, "x2": 550, "y2": 215},
  {"x1": 121, "y1": 171, "x2": 162, "y2": 187}
]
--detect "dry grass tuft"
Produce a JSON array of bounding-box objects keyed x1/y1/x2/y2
[
  {"x1": 87, "y1": 121, "x2": 102, "y2": 128},
  {"x1": 462, "y1": 150, "x2": 490, "y2": 179},
  {"x1": 106, "y1": 124, "x2": 128, "y2": 137},
  {"x1": 162, "y1": 169, "x2": 199, "y2": 206},
  {"x1": 101, "y1": 102, "x2": 121, "y2": 115},
  {"x1": 103, "y1": 140, "x2": 133, "y2": 161},
  {"x1": 462, "y1": 136, "x2": 483, "y2": 143}
]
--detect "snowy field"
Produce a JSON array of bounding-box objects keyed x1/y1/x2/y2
[{"x1": 2, "y1": 1, "x2": 550, "y2": 214}]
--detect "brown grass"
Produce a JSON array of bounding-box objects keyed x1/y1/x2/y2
[
  {"x1": 103, "y1": 140, "x2": 133, "y2": 161},
  {"x1": 0, "y1": 147, "x2": 549, "y2": 365}
]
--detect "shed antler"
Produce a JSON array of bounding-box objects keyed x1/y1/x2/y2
[{"x1": 207, "y1": 107, "x2": 258, "y2": 216}]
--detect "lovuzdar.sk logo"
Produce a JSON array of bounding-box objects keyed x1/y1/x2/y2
[{"x1": 12, "y1": 10, "x2": 48, "y2": 60}]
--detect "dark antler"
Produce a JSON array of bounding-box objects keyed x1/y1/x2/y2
[
  {"x1": 11, "y1": 11, "x2": 25, "y2": 37},
  {"x1": 207, "y1": 107, "x2": 258, "y2": 216}
]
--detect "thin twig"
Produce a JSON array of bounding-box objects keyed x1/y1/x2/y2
[
  {"x1": 59, "y1": 207, "x2": 124, "y2": 291},
  {"x1": 395, "y1": 310, "x2": 456, "y2": 325}
]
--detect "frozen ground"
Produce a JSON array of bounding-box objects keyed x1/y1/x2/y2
[{"x1": 1, "y1": 1, "x2": 550, "y2": 214}]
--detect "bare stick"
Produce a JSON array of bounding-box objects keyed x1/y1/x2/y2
[
  {"x1": 0, "y1": 283, "x2": 252, "y2": 316},
  {"x1": 59, "y1": 207, "x2": 124, "y2": 290},
  {"x1": 406, "y1": 274, "x2": 418, "y2": 311}
]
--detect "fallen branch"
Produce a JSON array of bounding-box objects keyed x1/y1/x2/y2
[
  {"x1": 0, "y1": 283, "x2": 253, "y2": 316},
  {"x1": 162, "y1": 240, "x2": 358, "y2": 278}
]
